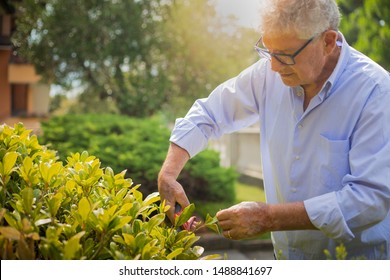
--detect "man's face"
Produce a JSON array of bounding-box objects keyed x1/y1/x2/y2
[{"x1": 261, "y1": 34, "x2": 326, "y2": 88}]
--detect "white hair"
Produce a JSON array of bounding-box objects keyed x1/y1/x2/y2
[{"x1": 258, "y1": 0, "x2": 341, "y2": 39}]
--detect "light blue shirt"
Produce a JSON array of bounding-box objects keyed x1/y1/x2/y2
[{"x1": 170, "y1": 33, "x2": 390, "y2": 259}]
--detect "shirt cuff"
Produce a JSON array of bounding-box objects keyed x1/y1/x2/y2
[
  {"x1": 169, "y1": 118, "x2": 209, "y2": 158},
  {"x1": 304, "y1": 192, "x2": 355, "y2": 242}
]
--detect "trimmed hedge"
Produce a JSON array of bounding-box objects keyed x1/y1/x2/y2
[
  {"x1": 39, "y1": 114, "x2": 237, "y2": 203},
  {"x1": 0, "y1": 123, "x2": 219, "y2": 259}
]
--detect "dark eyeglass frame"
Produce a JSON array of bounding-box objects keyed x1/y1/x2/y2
[{"x1": 254, "y1": 36, "x2": 315, "y2": 65}]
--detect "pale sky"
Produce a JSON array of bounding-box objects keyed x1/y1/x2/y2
[{"x1": 213, "y1": 0, "x2": 260, "y2": 29}]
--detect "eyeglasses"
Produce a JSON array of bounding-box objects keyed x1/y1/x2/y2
[{"x1": 254, "y1": 36, "x2": 315, "y2": 65}]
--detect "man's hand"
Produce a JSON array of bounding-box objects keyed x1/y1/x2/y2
[
  {"x1": 158, "y1": 143, "x2": 191, "y2": 223},
  {"x1": 158, "y1": 173, "x2": 190, "y2": 223},
  {"x1": 216, "y1": 201, "x2": 316, "y2": 240},
  {"x1": 216, "y1": 201, "x2": 272, "y2": 240}
]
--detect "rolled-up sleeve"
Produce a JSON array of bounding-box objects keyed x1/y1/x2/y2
[
  {"x1": 170, "y1": 61, "x2": 264, "y2": 158},
  {"x1": 304, "y1": 192, "x2": 355, "y2": 241},
  {"x1": 169, "y1": 117, "x2": 209, "y2": 158}
]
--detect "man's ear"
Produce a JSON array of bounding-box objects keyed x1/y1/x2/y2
[{"x1": 323, "y1": 30, "x2": 338, "y2": 55}]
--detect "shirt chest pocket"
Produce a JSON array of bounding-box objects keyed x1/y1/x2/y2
[{"x1": 319, "y1": 134, "x2": 351, "y2": 190}]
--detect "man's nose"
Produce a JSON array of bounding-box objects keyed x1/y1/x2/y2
[{"x1": 270, "y1": 56, "x2": 285, "y2": 72}]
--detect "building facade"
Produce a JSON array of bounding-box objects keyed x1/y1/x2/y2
[{"x1": 0, "y1": 0, "x2": 50, "y2": 122}]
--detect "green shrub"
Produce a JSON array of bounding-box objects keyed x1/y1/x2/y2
[
  {"x1": 179, "y1": 150, "x2": 236, "y2": 203},
  {"x1": 39, "y1": 114, "x2": 237, "y2": 203},
  {"x1": 0, "y1": 123, "x2": 218, "y2": 260}
]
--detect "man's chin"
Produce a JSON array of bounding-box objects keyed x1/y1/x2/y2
[{"x1": 279, "y1": 74, "x2": 299, "y2": 87}]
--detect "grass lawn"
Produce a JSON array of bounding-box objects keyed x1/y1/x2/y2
[
  {"x1": 195, "y1": 180, "x2": 266, "y2": 219},
  {"x1": 194, "y1": 180, "x2": 270, "y2": 239},
  {"x1": 235, "y1": 181, "x2": 265, "y2": 203}
]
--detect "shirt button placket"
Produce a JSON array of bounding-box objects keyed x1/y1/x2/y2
[{"x1": 290, "y1": 122, "x2": 303, "y2": 195}]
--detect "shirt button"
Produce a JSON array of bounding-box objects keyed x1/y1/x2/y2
[
  {"x1": 295, "y1": 155, "x2": 300, "y2": 160},
  {"x1": 291, "y1": 188, "x2": 297, "y2": 193},
  {"x1": 298, "y1": 124, "x2": 303, "y2": 129}
]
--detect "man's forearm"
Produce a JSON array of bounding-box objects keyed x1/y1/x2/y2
[
  {"x1": 268, "y1": 201, "x2": 317, "y2": 231},
  {"x1": 158, "y1": 142, "x2": 190, "y2": 180}
]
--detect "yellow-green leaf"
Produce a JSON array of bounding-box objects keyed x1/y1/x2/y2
[
  {"x1": 117, "y1": 203, "x2": 133, "y2": 216},
  {"x1": 174, "y1": 204, "x2": 195, "y2": 227},
  {"x1": 78, "y1": 197, "x2": 91, "y2": 222},
  {"x1": 47, "y1": 162, "x2": 63, "y2": 183},
  {"x1": 143, "y1": 192, "x2": 160, "y2": 206},
  {"x1": 48, "y1": 192, "x2": 63, "y2": 218},
  {"x1": 1, "y1": 151, "x2": 18, "y2": 176},
  {"x1": 111, "y1": 216, "x2": 132, "y2": 232},
  {"x1": 144, "y1": 213, "x2": 165, "y2": 232},
  {"x1": 167, "y1": 248, "x2": 184, "y2": 260},
  {"x1": 123, "y1": 233, "x2": 135, "y2": 248},
  {"x1": 64, "y1": 231, "x2": 85, "y2": 260},
  {"x1": 21, "y1": 187, "x2": 34, "y2": 214}
]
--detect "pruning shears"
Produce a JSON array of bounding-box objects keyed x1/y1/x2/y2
[{"x1": 174, "y1": 204, "x2": 197, "y2": 231}]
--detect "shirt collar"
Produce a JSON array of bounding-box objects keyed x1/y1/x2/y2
[{"x1": 318, "y1": 31, "x2": 350, "y2": 101}]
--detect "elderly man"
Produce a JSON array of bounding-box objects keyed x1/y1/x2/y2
[{"x1": 158, "y1": 0, "x2": 390, "y2": 259}]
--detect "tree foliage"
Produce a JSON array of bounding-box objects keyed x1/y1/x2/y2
[
  {"x1": 337, "y1": 0, "x2": 390, "y2": 69},
  {"x1": 11, "y1": 0, "x2": 387, "y2": 118},
  {"x1": 13, "y1": 0, "x2": 173, "y2": 117},
  {"x1": 160, "y1": 0, "x2": 258, "y2": 116},
  {"x1": 12, "y1": 0, "x2": 257, "y2": 118}
]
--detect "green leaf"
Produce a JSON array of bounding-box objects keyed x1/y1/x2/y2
[
  {"x1": 112, "y1": 235, "x2": 125, "y2": 245},
  {"x1": 143, "y1": 192, "x2": 160, "y2": 206},
  {"x1": 132, "y1": 219, "x2": 142, "y2": 235},
  {"x1": 115, "y1": 188, "x2": 128, "y2": 201},
  {"x1": 141, "y1": 239, "x2": 159, "y2": 259},
  {"x1": 166, "y1": 248, "x2": 184, "y2": 260},
  {"x1": 19, "y1": 157, "x2": 37, "y2": 184},
  {"x1": 204, "y1": 213, "x2": 221, "y2": 234},
  {"x1": 117, "y1": 203, "x2": 133, "y2": 216},
  {"x1": 48, "y1": 192, "x2": 63, "y2": 218},
  {"x1": 78, "y1": 197, "x2": 91, "y2": 222},
  {"x1": 21, "y1": 187, "x2": 34, "y2": 215},
  {"x1": 132, "y1": 188, "x2": 143, "y2": 203},
  {"x1": 122, "y1": 233, "x2": 135, "y2": 248},
  {"x1": 47, "y1": 162, "x2": 63, "y2": 184},
  {"x1": 110, "y1": 216, "x2": 132, "y2": 232},
  {"x1": 174, "y1": 204, "x2": 195, "y2": 228},
  {"x1": 144, "y1": 213, "x2": 165, "y2": 232},
  {"x1": 1, "y1": 151, "x2": 18, "y2": 176},
  {"x1": 4, "y1": 212, "x2": 19, "y2": 229},
  {"x1": 64, "y1": 231, "x2": 85, "y2": 260},
  {"x1": 135, "y1": 232, "x2": 147, "y2": 250}
]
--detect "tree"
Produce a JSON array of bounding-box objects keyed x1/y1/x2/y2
[
  {"x1": 12, "y1": 0, "x2": 173, "y2": 117},
  {"x1": 337, "y1": 0, "x2": 390, "y2": 69},
  {"x1": 160, "y1": 0, "x2": 258, "y2": 117},
  {"x1": 11, "y1": 0, "x2": 258, "y2": 118}
]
